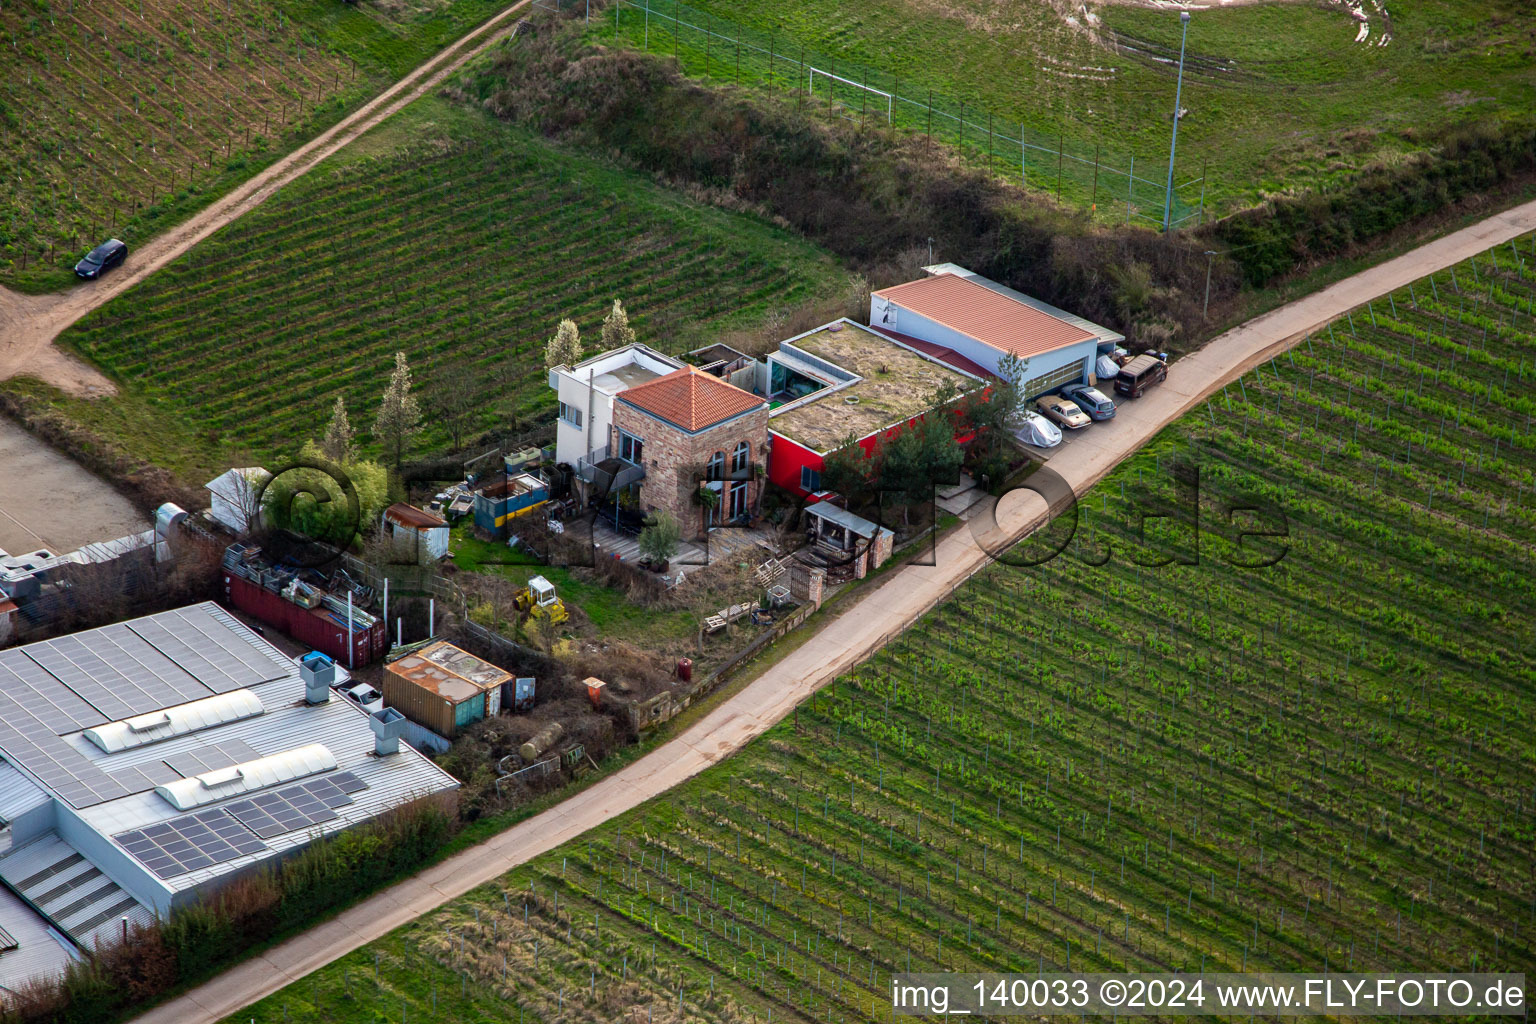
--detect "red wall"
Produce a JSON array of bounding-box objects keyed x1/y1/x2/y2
[
  {"x1": 222, "y1": 573, "x2": 386, "y2": 666},
  {"x1": 769, "y1": 404, "x2": 981, "y2": 500}
]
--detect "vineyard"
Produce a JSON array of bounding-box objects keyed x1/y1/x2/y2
[
  {"x1": 0, "y1": 0, "x2": 513, "y2": 287},
  {"x1": 52, "y1": 98, "x2": 846, "y2": 473},
  {"x1": 223, "y1": 235, "x2": 1536, "y2": 1023},
  {"x1": 579, "y1": 0, "x2": 1535, "y2": 219}
]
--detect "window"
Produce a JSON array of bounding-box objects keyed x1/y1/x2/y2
[
  {"x1": 558, "y1": 402, "x2": 583, "y2": 429},
  {"x1": 801, "y1": 466, "x2": 822, "y2": 492},
  {"x1": 731, "y1": 441, "x2": 749, "y2": 474},
  {"x1": 707, "y1": 451, "x2": 725, "y2": 481},
  {"x1": 619, "y1": 431, "x2": 644, "y2": 465}
]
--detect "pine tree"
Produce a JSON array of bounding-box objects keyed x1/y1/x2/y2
[
  {"x1": 373, "y1": 351, "x2": 422, "y2": 470},
  {"x1": 320, "y1": 396, "x2": 355, "y2": 464},
  {"x1": 544, "y1": 318, "x2": 582, "y2": 368},
  {"x1": 601, "y1": 299, "x2": 636, "y2": 350}
]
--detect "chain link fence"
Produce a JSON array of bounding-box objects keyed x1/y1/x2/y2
[{"x1": 541, "y1": 0, "x2": 1208, "y2": 229}]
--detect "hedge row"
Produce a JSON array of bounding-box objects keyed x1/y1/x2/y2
[{"x1": 1214, "y1": 120, "x2": 1536, "y2": 285}]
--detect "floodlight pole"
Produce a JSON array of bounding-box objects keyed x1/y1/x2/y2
[{"x1": 1162, "y1": 10, "x2": 1190, "y2": 233}]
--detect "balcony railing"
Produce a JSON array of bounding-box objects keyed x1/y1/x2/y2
[{"x1": 576, "y1": 444, "x2": 646, "y2": 493}]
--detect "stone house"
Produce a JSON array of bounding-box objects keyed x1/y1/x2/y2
[{"x1": 609, "y1": 366, "x2": 769, "y2": 540}]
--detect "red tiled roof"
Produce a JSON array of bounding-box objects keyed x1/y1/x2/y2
[
  {"x1": 867, "y1": 326, "x2": 995, "y2": 380},
  {"x1": 618, "y1": 365, "x2": 766, "y2": 432},
  {"x1": 874, "y1": 274, "x2": 1095, "y2": 359},
  {"x1": 384, "y1": 503, "x2": 447, "y2": 529}
]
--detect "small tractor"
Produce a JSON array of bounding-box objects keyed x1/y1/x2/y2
[{"x1": 515, "y1": 575, "x2": 569, "y2": 627}]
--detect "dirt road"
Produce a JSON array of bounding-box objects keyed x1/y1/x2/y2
[
  {"x1": 0, "y1": 0, "x2": 534, "y2": 398},
  {"x1": 129, "y1": 198, "x2": 1536, "y2": 1024}
]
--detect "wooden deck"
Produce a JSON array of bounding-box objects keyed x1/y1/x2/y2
[{"x1": 589, "y1": 520, "x2": 777, "y2": 569}]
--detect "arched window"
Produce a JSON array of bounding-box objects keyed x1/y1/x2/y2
[
  {"x1": 731, "y1": 441, "x2": 750, "y2": 474},
  {"x1": 707, "y1": 451, "x2": 725, "y2": 481}
]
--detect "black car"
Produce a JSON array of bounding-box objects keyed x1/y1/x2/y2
[{"x1": 74, "y1": 238, "x2": 127, "y2": 279}]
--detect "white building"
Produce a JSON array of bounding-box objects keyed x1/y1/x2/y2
[
  {"x1": 0, "y1": 603, "x2": 458, "y2": 991},
  {"x1": 868, "y1": 265, "x2": 1123, "y2": 398},
  {"x1": 204, "y1": 467, "x2": 271, "y2": 536},
  {"x1": 547, "y1": 344, "x2": 683, "y2": 471}
]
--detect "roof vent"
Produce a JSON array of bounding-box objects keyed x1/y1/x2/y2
[
  {"x1": 369, "y1": 708, "x2": 407, "y2": 757},
  {"x1": 844, "y1": 396, "x2": 861, "y2": 405},
  {"x1": 827, "y1": 322, "x2": 844, "y2": 332},
  {"x1": 300, "y1": 651, "x2": 334, "y2": 705}
]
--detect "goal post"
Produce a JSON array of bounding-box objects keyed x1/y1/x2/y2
[{"x1": 806, "y1": 66, "x2": 893, "y2": 123}]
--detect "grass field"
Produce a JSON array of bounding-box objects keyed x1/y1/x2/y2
[
  {"x1": 219, "y1": 234, "x2": 1536, "y2": 1023},
  {"x1": 39, "y1": 98, "x2": 847, "y2": 479},
  {"x1": 0, "y1": 0, "x2": 516, "y2": 287},
  {"x1": 583, "y1": 0, "x2": 1535, "y2": 220}
]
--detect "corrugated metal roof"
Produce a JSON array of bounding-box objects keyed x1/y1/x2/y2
[
  {"x1": 618, "y1": 365, "x2": 767, "y2": 433},
  {"x1": 804, "y1": 501, "x2": 892, "y2": 540},
  {"x1": 13, "y1": 603, "x2": 459, "y2": 899},
  {"x1": 875, "y1": 273, "x2": 1096, "y2": 358},
  {"x1": 386, "y1": 641, "x2": 511, "y2": 703},
  {"x1": 0, "y1": 879, "x2": 76, "y2": 991},
  {"x1": 0, "y1": 760, "x2": 49, "y2": 823},
  {"x1": 383, "y1": 504, "x2": 447, "y2": 530}
]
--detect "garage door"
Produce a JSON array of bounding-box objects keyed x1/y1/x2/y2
[{"x1": 1023, "y1": 360, "x2": 1084, "y2": 398}]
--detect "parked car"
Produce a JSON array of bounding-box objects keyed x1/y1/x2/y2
[
  {"x1": 1037, "y1": 394, "x2": 1092, "y2": 431},
  {"x1": 1114, "y1": 353, "x2": 1168, "y2": 398},
  {"x1": 1060, "y1": 383, "x2": 1117, "y2": 421},
  {"x1": 337, "y1": 682, "x2": 384, "y2": 714},
  {"x1": 1015, "y1": 410, "x2": 1062, "y2": 448},
  {"x1": 74, "y1": 238, "x2": 127, "y2": 279}
]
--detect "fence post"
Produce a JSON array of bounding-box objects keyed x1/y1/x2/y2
[
  {"x1": 644, "y1": 0, "x2": 649, "y2": 49},
  {"x1": 927, "y1": 90, "x2": 933, "y2": 151},
  {"x1": 1021, "y1": 122, "x2": 1026, "y2": 187},
  {"x1": 1197, "y1": 156, "x2": 1208, "y2": 226}
]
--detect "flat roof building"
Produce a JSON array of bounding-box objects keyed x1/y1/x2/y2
[{"x1": 0, "y1": 603, "x2": 458, "y2": 991}]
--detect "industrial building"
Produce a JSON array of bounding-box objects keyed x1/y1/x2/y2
[
  {"x1": 869, "y1": 264, "x2": 1123, "y2": 398},
  {"x1": 0, "y1": 603, "x2": 458, "y2": 992}
]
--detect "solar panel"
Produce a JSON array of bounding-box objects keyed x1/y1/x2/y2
[
  {"x1": 80, "y1": 625, "x2": 210, "y2": 707},
  {"x1": 0, "y1": 692, "x2": 130, "y2": 808},
  {"x1": 105, "y1": 761, "x2": 182, "y2": 793},
  {"x1": 26, "y1": 632, "x2": 204, "y2": 719},
  {"x1": 222, "y1": 774, "x2": 366, "y2": 840},
  {"x1": 163, "y1": 739, "x2": 260, "y2": 778},
  {"x1": 0, "y1": 650, "x2": 108, "y2": 733},
  {"x1": 114, "y1": 810, "x2": 267, "y2": 879},
  {"x1": 127, "y1": 607, "x2": 288, "y2": 695}
]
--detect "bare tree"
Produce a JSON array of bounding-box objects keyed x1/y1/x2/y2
[{"x1": 373, "y1": 351, "x2": 423, "y2": 470}]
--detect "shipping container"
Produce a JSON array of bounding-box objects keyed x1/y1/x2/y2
[
  {"x1": 222, "y1": 572, "x2": 386, "y2": 665},
  {"x1": 380, "y1": 640, "x2": 513, "y2": 739}
]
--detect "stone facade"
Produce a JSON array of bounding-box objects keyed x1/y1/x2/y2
[{"x1": 610, "y1": 403, "x2": 771, "y2": 540}]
